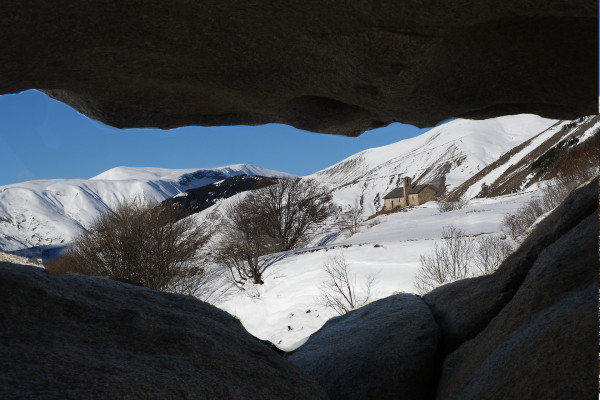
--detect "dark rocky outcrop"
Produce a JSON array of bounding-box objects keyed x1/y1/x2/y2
[
  {"x1": 425, "y1": 176, "x2": 598, "y2": 399},
  {"x1": 1, "y1": 2, "x2": 597, "y2": 135},
  {"x1": 163, "y1": 174, "x2": 278, "y2": 220},
  {"x1": 0, "y1": 263, "x2": 329, "y2": 400},
  {"x1": 424, "y1": 176, "x2": 599, "y2": 355},
  {"x1": 435, "y1": 211, "x2": 598, "y2": 400},
  {"x1": 290, "y1": 176, "x2": 597, "y2": 399},
  {"x1": 288, "y1": 294, "x2": 439, "y2": 400}
]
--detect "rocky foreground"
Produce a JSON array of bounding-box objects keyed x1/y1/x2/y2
[{"x1": 0, "y1": 177, "x2": 597, "y2": 399}]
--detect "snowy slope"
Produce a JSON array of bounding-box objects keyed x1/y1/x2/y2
[
  {"x1": 446, "y1": 115, "x2": 599, "y2": 200},
  {"x1": 183, "y1": 115, "x2": 558, "y2": 350},
  {"x1": 309, "y1": 114, "x2": 556, "y2": 216},
  {"x1": 211, "y1": 190, "x2": 538, "y2": 351},
  {"x1": 0, "y1": 164, "x2": 291, "y2": 251}
]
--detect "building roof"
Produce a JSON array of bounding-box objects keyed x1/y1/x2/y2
[
  {"x1": 383, "y1": 184, "x2": 438, "y2": 199},
  {"x1": 383, "y1": 187, "x2": 405, "y2": 199}
]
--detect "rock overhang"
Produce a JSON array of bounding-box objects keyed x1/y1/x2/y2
[{"x1": 1, "y1": 1, "x2": 597, "y2": 135}]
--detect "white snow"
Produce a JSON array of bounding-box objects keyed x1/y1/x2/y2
[
  {"x1": 91, "y1": 166, "x2": 200, "y2": 181},
  {"x1": 461, "y1": 120, "x2": 568, "y2": 199},
  {"x1": 579, "y1": 118, "x2": 600, "y2": 142},
  {"x1": 310, "y1": 114, "x2": 556, "y2": 216},
  {"x1": 0, "y1": 164, "x2": 291, "y2": 251},
  {"x1": 0, "y1": 114, "x2": 566, "y2": 351},
  {"x1": 211, "y1": 190, "x2": 537, "y2": 351}
]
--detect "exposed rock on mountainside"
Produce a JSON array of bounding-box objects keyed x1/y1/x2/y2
[
  {"x1": 0, "y1": 263, "x2": 328, "y2": 400},
  {"x1": 0, "y1": 164, "x2": 287, "y2": 252},
  {"x1": 446, "y1": 115, "x2": 600, "y2": 200},
  {"x1": 163, "y1": 175, "x2": 278, "y2": 219},
  {"x1": 289, "y1": 294, "x2": 439, "y2": 400},
  {"x1": 1, "y1": 2, "x2": 596, "y2": 134}
]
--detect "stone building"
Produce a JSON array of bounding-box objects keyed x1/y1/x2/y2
[{"x1": 383, "y1": 177, "x2": 438, "y2": 210}]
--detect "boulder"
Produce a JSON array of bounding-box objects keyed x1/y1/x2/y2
[
  {"x1": 1, "y1": 2, "x2": 596, "y2": 135},
  {"x1": 288, "y1": 294, "x2": 439, "y2": 400},
  {"x1": 0, "y1": 263, "x2": 329, "y2": 400},
  {"x1": 424, "y1": 176, "x2": 599, "y2": 354},
  {"x1": 435, "y1": 210, "x2": 598, "y2": 399}
]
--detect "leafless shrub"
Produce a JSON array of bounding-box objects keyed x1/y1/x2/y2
[
  {"x1": 46, "y1": 196, "x2": 208, "y2": 293},
  {"x1": 414, "y1": 227, "x2": 514, "y2": 295},
  {"x1": 414, "y1": 226, "x2": 473, "y2": 295},
  {"x1": 318, "y1": 254, "x2": 376, "y2": 315},
  {"x1": 45, "y1": 252, "x2": 92, "y2": 275},
  {"x1": 215, "y1": 178, "x2": 333, "y2": 288},
  {"x1": 215, "y1": 198, "x2": 277, "y2": 287},
  {"x1": 438, "y1": 198, "x2": 468, "y2": 213},
  {"x1": 500, "y1": 212, "x2": 521, "y2": 241},
  {"x1": 502, "y1": 180, "x2": 578, "y2": 241},
  {"x1": 539, "y1": 182, "x2": 567, "y2": 212},
  {"x1": 343, "y1": 205, "x2": 362, "y2": 235},
  {"x1": 473, "y1": 235, "x2": 513, "y2": 275}
]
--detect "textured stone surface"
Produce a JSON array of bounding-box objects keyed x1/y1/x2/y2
[
  {"x1": 288, "y1": 294, "x2": 439, "y2": 400},
  {"x1": 0, "y1": 263, "x2": 328, "y2": 400},
  {"x1": 1, "y1": 2, "x2": 597, "y2": 135},
  {"x1": 424, "y1": 176, "x2": 599, "y2": 355},
  {"x1": 435, "y1": 210, "x2": 598, "y2": 399}
]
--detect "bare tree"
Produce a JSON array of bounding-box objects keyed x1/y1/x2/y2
[
  {"x1": 215, "y1": 197, "x2": 278, "y2": 287},
  {"x1": 414, "y1": 226, "x2": 473, "y2": 295},
  {"x1": 473, "y1": 235, "x2": 513, "y2": 275},
  {"x1": 215, "y1": 178, "x2": 333, "y2": 288},
  {"x1": 318, "y1": 254, "x2": 376, "y2": 315},
  {"x1": 343, "y1": 204, "x2": 362, "y2": 235},
  {"x1": 46, "y1": 196, "x2": 208, "y2": 292},
  {"x1": 438, "y1": 198, "x2": 468, "y2": 213},
  {"x1": 246, "y1": 178, "x2": 333, "y2": 251},
  {"x1": 414, "y1": 226, "x2": 514, "y2": 295}
]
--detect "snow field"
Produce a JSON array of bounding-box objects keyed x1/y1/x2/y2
[
  {"x1": 0, "y1": 164, "x2": 289, "y2": 251},
  {"x1": 213, "y1": 190, "x2": 538, "y2": 351}
]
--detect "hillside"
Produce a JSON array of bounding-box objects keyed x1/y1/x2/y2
[
  {"x1": 162, "y1": 174, "x2": 280, "y2": 219},
  {"x1": 210, "y1": 189, "x2": 539, "y2": 350},
  {"x1": 0, "y1": 164, "x2": 290, "y2": 251},
  {"x1": 308, "y1": 114, "x2": 556, "y2": 217},
  {"x1": 185, "y1": 114, "x2": 593, "y2": 350},
  {"x1": 0, "y1": 115, "x2": 558, "y2": 253},
  {"x1": 445, "y1": 115, "x2": 600, "y2": 200}
]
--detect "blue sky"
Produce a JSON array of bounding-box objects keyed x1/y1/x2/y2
[{"x1": 0, "y1": 90, "x2": 430, "y2": 186}]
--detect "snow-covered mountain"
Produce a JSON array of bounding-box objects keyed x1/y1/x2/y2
[
  {"x1": 308, "y1": 114, "x2": 557, "y2": 217},
  {"x1": 445, "y1": 115, "x2": 600, "y2": 200},
  {"x1": 0, "y1": 164, "x2": 291, "y2": 251},
  {"x1": 0, "y1": 114, "x2": 563, "y2": 253},
  {"x1": 0, "y1": 113, "x2": 583, "y2": 351}
]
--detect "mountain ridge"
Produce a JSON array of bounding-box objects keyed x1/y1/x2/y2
[
  {"x1": 308, "y1": 114, "x2": 557, "y2": 217},
  {"x1": 0, "y1": 164, "x2": 290, "y2": 251}
]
